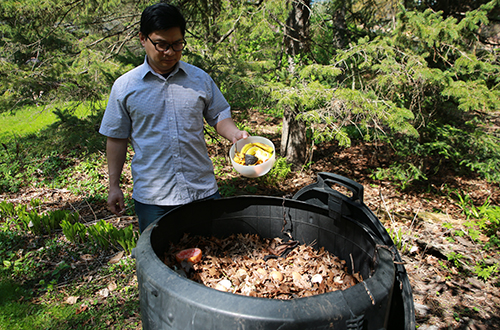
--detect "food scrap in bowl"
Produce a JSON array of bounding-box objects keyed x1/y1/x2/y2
[{"x1": 233, "y1": 142, "x2": 273, "y2": 166}]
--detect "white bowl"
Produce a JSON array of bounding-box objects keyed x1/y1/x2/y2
[{"x1": 229, "y1": 136, "x2": 276, "y2": 178}]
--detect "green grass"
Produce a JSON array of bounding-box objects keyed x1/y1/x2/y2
[
  {"x1": 0, "y1": 101, "x2": 106, "y2": 141},
  {"x1": 0, "y1": 107, "x2": 56, "y2": 140},
  {"x1": 0, "y1": 102, "x2": 107, "y2": 193}
]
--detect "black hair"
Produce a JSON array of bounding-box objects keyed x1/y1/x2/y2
[{"x1": 140, "y1": 3, "x2": 186, "y2": 37}]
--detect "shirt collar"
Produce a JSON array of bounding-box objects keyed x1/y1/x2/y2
[{"x1": 140, "y1": 56, "x2": 188, "y2": 79}]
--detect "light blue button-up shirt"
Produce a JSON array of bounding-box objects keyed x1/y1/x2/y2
[{"x1": 99, "y1": 58, "x2": 231, "y2": 205}]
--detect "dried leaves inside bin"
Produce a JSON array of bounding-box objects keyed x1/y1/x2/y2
[{"x1": 163, "y1": 233, "x2": 363, "y2": 299}]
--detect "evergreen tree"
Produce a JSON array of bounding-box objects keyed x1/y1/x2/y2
[
  {"x1": 1, "y1": 0, "x2": 499, "y2": 183},
  {"x1": 0, "y1": 0, "x2": 148, "y2": 112}
]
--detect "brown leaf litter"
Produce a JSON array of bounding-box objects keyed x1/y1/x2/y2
[{"x1": 163, "y1": 233, "x2": 362, "y2": 299}]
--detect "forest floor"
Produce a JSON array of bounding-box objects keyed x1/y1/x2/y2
[
  {"x1": 214, "y1": 108, "x2": 500, "y2": 329},
  {"x1": 2, "y1": 108, "x2": 500, "y2": 329}
]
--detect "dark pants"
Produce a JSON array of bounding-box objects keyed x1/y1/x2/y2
[{"x1": 134, "y1": 191, "x2": 221, "y2": 233}]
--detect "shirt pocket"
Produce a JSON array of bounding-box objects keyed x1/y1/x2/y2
[{"x1": 177, "y1": 90, "x2": 207, "y2": 133}]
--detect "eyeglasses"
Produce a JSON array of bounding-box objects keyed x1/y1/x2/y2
[{"x1": 147, "y1": 36, "x2": 186, "y2": 52}]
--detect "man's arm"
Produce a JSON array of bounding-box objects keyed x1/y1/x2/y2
[
  {"x1": 106, "y1": 137, "x2": 129, "y2": 215},
  {"x1": 214, "y1": 118, "x2": 249, "y2": 143}
]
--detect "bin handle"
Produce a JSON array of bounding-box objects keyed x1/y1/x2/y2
[{"x1": 316, "y1": 172, "x2": 364, "y2": 204}]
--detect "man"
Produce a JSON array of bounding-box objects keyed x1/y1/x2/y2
[{"x1": 99, "y1": 3, "x2": 248, "y2": 232}]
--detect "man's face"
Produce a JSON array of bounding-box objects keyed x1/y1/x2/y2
[{"x1": 139, "y1": 27, "x2": 184, "y2": 75}]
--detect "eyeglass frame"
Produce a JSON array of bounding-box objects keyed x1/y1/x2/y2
[{"x1": 147, "y1": 35, "x2": 187, "y2": 52}]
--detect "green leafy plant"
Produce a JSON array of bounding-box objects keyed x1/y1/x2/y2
[
  {"x1": 2, "y1": 204, "x2": 27, "y2": 232},
  {"x1": 483, "y1": 205, "x2": 500, "y2": 236},
  {"x1": 389, "y1": 227, "x2": 410, "y2": 254},
  {"x1": 87, "y1": 220, "x2": 138, "y2": 254},
  {"x1": 68, "y1": 156, "x2": 108, "y2": 196},
  {"x1": 442, "y1": 222, "x2": 454, "y2": 230},
  {"x1": 448, "y1": 192, "x2": 500, "y2": 281},
  {"x1": 457, "y1": 192, "x2": 482, "y2": 220},
  {"x1": 0, "y1": 201, "x2": 16, "y2": 219},
  {"x1": 438, "y1": 260, "x2": 449, "y2": 271},
  {"x1": 473, "y1": 261, "x2": 499, "y2": 281},
  {"x1": 16, "y1": 208, "x2": 79, "y2": 236},
  {"x1": 115, "y1": 224, "x2": 139, "y2": 255},
  {"x1": 455, "y1": 193, "x2": 499, "y2": 241},
  {"x1": 372, "y1": 163, "x2": 427, "y2": 190},
  {"x1": 485, "y1": 235, "x2": 500, "y2": 250},
  {"x1": 447, "y1": 252, "x2": 465, "y2": 268},
  {"x1": 21, "y1": 211, "x2": 43, "y2": 235},
  {"x1": 219, "y1": 181, "x2": 238, "y2": 197},
  {"x1": 464, "y1": 220, "x2": 481, "y2": 242},
  {"x1": 60, "y1": 220, "x2": 87, "y2": 244},
  {"x1": 87, "y1": 220, "x2": 115, "y2": 251},
  {"x1": 260, "y1": 157, "x2": 292, "y2": 185},
  {"x1": 1, "y1": 201, "x2": 83, "y2": 240}
]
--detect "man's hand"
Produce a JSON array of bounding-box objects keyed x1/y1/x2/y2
[
  {"x1": 232, "y1": 129, "x2": 249, "y2": 144},
  {"x1": 215, "y1": 118, "x2": 249, "y2": 143},
  {"x1": 108, "y1": 186, "x2": 125, "y2": 215},
  {"x1": 105, "y1": 137, "x2": 128, "y2": 216}
]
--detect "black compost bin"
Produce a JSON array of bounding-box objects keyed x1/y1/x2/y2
[
  {"x1": 292, "y1": 173, "x2": 416, "y2": 330},
  {"x1": 133, "y1": 173, "x2": 415, "y2": 330}
]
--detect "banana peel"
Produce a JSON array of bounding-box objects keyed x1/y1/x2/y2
[
  {"x1": 234, "y1": 142, "x2": 273, "y2": 166},
  {"x1": 240, "y1": 143, "x2": 253, "y2": 155},
  {"x1": 252, "y1": 142, "x2": 273, "y2": 154}
]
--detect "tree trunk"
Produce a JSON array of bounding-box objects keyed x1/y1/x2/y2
[
  {"x1": 281, "y1": 0, "x2": 310, "y2": 166},
  {"x1": 331, "y1": 4, "x2": 347, "y2": 50},
  {"x1": 284, "y1": 0, "x2": 311, "y2": 63},
  {"x1": 281, "y1": 105, "x2": 307, "y2": 166}
]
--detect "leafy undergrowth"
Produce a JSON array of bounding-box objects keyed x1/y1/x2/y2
[
  {"x1": 0, "y1": 222, "x2": 140, "y2": 330},
  {"x1": 1, "y1": 108, "x2": 499, "y2": 329}
]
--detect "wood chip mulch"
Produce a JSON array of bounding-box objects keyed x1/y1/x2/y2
[{"x1": 163, "y1": 233, "x2": 363, "y2": 300}]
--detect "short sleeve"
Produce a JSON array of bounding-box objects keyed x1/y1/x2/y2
[
  {"x1": 204, "y1": 77, "x2": 231, "y2": 127},
  {"x1": 99, "y1": 80, "x2": 132, "y2": 139}
]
